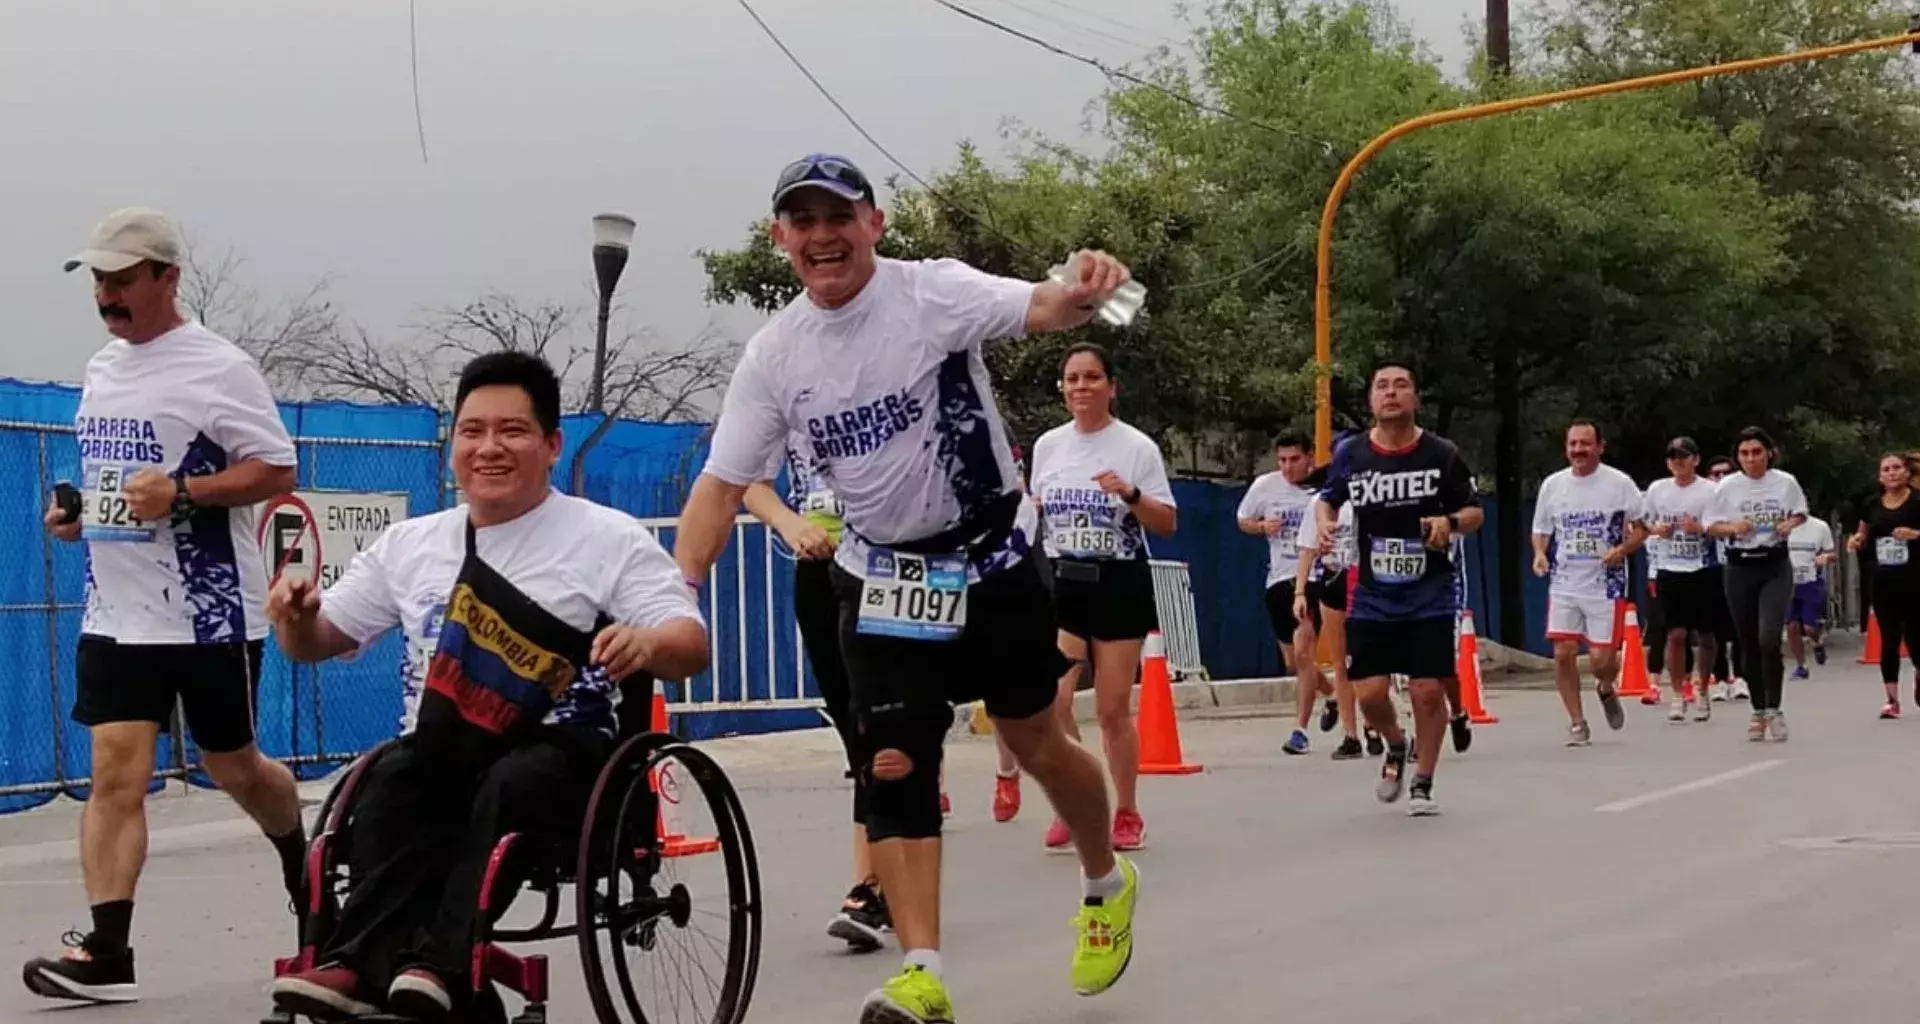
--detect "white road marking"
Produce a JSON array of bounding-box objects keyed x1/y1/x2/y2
[{"x1": 1594, "y1": 759, "x2": 1785, "y2": 813}]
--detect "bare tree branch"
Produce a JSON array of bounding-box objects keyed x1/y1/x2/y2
[{"x1": 176, "y1": 233, "x2": 342, "y2": 398}]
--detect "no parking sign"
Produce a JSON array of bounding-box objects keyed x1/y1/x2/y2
[{"x1": 257, "y1": 490, "x2": 410, "y2": 588}]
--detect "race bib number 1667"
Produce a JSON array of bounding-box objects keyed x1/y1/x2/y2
[{"x1": 1369, "y1": 537, "x2": 1426, "y2": 585}]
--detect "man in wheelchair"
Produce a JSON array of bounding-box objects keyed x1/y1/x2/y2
[{"x1": 262, "y1": 352, "x2": 709, "y2": 1021}]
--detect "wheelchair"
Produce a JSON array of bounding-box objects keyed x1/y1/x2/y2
[{"x1": 265, "y1": 682, "x2": 763, "y2": 1024}]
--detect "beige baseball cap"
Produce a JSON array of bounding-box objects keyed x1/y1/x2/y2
[{"x1": 63, "y1": 207, "x2": 184, "y2": 273}]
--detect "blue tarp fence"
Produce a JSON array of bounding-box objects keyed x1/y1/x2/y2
[{"x1": 1, "y1": 376, "x2": 1565, "y2": 815}]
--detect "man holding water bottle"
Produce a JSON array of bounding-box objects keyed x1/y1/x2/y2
[
  {"x1": 673, "y1": 153, "x2": 1141, "y2": 1024},
  {"x1": 23, "y1": 207, "x2": 307, "y2": 1006}
]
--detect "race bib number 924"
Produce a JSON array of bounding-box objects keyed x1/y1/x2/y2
[{"x1": 82, "y1": 464, "x2": 157, "y2": 542}]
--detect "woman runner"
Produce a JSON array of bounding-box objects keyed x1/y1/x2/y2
[
  {"x1": 1028, "y1": 343, "x2": 1177, "y2": 852},
  {"x1": 1705, "y1": 427, "x2": 1808, "y2": 741},
  {"x1": 1847, "y1": 452, "x2": 1920, "y2": 718}
]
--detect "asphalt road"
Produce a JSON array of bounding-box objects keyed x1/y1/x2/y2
[{"x1": 4, "y1": 646, "x2": 1916, "y2": 1024}]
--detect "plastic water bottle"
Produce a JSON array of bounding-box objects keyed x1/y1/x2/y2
[{"x1": 1048, "y1": 252, "x2": 1147, "y2": 327}]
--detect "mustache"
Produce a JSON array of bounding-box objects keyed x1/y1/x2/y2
[{"x1": 99, "y1": 304, "x2": 131, "y2": 320}]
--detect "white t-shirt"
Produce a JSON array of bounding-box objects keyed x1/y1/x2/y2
[
  {"x1": 702, "y1": 258, "x2": 1038, "y2": 579},
  {"x1": 1294, "y1": 497, "x2": 1356, "y2": 581},
  {"x1": 1531, "y1": 464, "x2": 1644, "y2": 600},
  {"x1": 1030, "y1": 418, "x2": 1173, "y2": 562},
  {"x1": 1705, "y1": 469, "x2": 1809, "y2": 565},
  {"x1": 1642, "y1": 475, "x2": 1719, "y2": 575},
  {"x1": 73, "y1": 321, "x2": 297, "y2": 644},
  {"x1": 1238, "y1": 470, "x2": 1319, "y2": 586},
  {"x1": 1788, "y1": 517, "x2": 1835, "y2": 585},
  {"x1": 317, "y1": 490, "x2": 704, "y2": 737}
]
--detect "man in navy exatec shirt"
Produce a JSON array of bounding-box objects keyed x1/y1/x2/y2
[{"x1": 1317, "y1": 362, "x2": 1482, "y2": 816}]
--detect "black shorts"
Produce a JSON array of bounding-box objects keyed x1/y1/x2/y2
[
  {"x1": 1317, "y1": 568, "x2": 1351, "y2": 616},
  {"x1": 1053, "y1": 557, "x2": 1158, "y2": 642},
  {"x1": 1656, "y1": 567, "x2": 1722, "y2": 635},
  {"x1": 72, "y1": 635, "x2": 265, "y2": 754},
  {"x1": 1345, "y1": 616, "x2": 1454, "y2": 681},
  {"x1": 1264, "y1": 580, "x2": 1320, "y2": 641},
  {"x1": 831, "y1": 554, "x2": 1067, "y2": 724}
]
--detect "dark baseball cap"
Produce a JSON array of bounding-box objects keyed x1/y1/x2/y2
[
  {"x1": 771, "y1": 153, "x2": 876, "y2": 212},
  {"x1": 1665, "y1": 436, "x2": 1700, "y2": 459}
]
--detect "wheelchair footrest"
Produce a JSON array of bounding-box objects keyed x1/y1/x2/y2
[
  {"x1": 273, "y1": 948, "x2": 315, "y2": 978},
  {"x1": 477, "y1": 944, "x2": 547, "y2": 1003}
]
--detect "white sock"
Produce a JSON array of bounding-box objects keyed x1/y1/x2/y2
[
  {"x1": 903, "y1": 949, "x2": 942, "y2": 978},
  {"x1": 1083, "y1": 864, "x2": 1125, "y2": 902}
]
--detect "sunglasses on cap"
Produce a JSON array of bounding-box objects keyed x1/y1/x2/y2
[{"x1": 771, "y1": 154, "x2": 874, "y2": 210}]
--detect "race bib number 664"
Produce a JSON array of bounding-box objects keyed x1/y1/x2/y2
[{"x1": 857, "y1": 550, "x2": 969, "y2": 641}]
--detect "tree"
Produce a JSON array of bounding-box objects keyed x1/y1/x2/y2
[{"x1": 179, "y1": 238, "x2": 737, "y2": 421}]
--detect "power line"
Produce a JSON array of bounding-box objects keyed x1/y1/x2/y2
[
  {"x1": 409, "y1": 0, "x2": 429, "y2": 164},
  {"x1": 730, "y1": 0, "x2": 1037, "y2": 258},
  {"x1": 731, "y1": 0, "x2": 1307, "y2": 299},
  {"x1": 923, "y1": 0, "x2": 1335, "y2": 153}
]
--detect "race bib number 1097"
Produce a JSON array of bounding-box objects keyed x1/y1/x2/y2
[
  {"x1": 857, "y1": 550, "x2": 969, "y2": 641},
  {"x1": 82, "y1": 464, "x2": 157, "y2": 542}
]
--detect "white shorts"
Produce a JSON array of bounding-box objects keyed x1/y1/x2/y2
[{"x1": 1546, "y1": 593, "x2": 1618, "y2": 647}]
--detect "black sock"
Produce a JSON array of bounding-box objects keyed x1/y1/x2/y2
[
  {"x1": 91, "y1": 899, "x2": 134, "y2": 951},
  {"x1": 269, "y1": 820, "x2": 308, "y2": 896},
  {"x1": 1412, "y1": 772, "x2": 1434, "y2": 790}
]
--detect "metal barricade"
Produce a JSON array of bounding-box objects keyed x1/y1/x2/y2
[{"x1": 1148, "y1": 559, "x2": 1208, "y2": 681}]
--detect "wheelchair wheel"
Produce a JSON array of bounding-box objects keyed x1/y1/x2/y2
[{"x1": 576, "y1": 736, "x2": 761, "y2": 1024}]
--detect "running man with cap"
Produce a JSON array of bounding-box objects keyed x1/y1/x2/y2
[
  {"x1": 674, "y1": 154, "x2": 1140, "y2": 1024},
  {"x1": 1531, "y1": 419, "x2": 1647, "y2": 746},
  {"x1": 1642, "y1": 436, "x2": 1721, "y2": 723},
  {"x1": 24, "y1": 208, "x2": 307, "y2": 1005},
  {"x1": 1317, "y1": 361, "x2": 1483, "y2": 816}
]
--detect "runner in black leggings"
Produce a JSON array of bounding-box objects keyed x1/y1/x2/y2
[
  {"x1": 1848, "y1": 452, "x2": 1920, "y2": 718},
  {"x1": 744, "y1": 447, "x2": 895, "y2": 952},
  {"x1": 1705, "y1": 427, "x2": 1808, "y2": 742},
  {"x1": 1704, "y1": 457, "x2": 1747, "y2": 702}
]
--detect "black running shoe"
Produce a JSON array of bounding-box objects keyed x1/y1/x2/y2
[
  {"x1": 1365, "y1": 728, "x2": 1384, "y2": 756},
  {"x1": 827, "y1": 882, "x2": 892, "y2": 952},
  {"x1": 1449, "y1": 713, "x2": 1472, "y2": 753},
  {"x1": 22, "y1": 932, "x2": 137, "y2": 1004},
  {"x1": 1319, "y1": 698, "x2": 1340, "y2": 733},
  {"x1": 1407, "y1": 776, "x2": 1440, "y2": 816},
  {"x1": 1330, "y1": 735, "x2": 1364, "y2": 760}
]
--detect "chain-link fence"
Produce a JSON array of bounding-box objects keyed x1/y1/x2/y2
[{"x1": 0, "y1": 394, "x2": 455, "y2": 813}]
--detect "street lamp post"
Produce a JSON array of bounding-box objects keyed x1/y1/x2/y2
[
  {"x1": 573, "y1": 213, "x2": 635, "y2": 495},
  {"x1": 588, "y1": 212, "x2": 636, "y2": 413}
]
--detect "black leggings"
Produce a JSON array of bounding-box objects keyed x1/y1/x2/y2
[
  {"x1": 1871, "y1": 569, "x2": 1920, "y2": 686},
  {"x1": 1724, "y1": 559, "x2": 1793, "y2": 711},
  {"x1": 796, "y1": 558, "x2": 868, "y2": 824}
]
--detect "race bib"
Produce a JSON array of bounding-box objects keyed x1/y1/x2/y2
[
  {"x1": 81, "y1": 463, "x2": 157, "y2": 542},
  {"x1": 1793, "y1": 561, "x2": 1816, "y2": 584},
  {"x1": 1561, "y1": 532, "x2": 1604, "y2": 561},
  {"x1": 1369, "y1": 537, "x2": 1426, "y2": 584},
  {"x1": 1878, "y1": 536, "x2": 1910, "y2": 567},
  {"x1": 801, "y1": 490, "x2": 841, "y2": 516},
  {"x1": 1666, "y1": 538, "x2": 1702, "y2": 563},
  {"x1": 857, "y1": 549, "x2": 968, "y2": 641},
  {"x1": 1054, "y1": 508, "x2": 1120, "y2": 559}
]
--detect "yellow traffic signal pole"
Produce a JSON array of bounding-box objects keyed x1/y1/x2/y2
[{"x1": 1313, "y1": 25, "x2": 1920, "y2": 463}]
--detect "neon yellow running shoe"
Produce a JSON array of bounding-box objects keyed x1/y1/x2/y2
[
  {"x1": 859, "y1": 964, "x2": 955, "y2": 1024},
  {"x1": 1070, "y1": 855, "x2": 1138, "y2": 996}
]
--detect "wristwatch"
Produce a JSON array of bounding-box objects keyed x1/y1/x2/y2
[
  {"x1": 1123, "y1": 486, "x2": 1143, "y2": 505},
  {"x1": 167, "y1": 476, "x2": 196, "y2": 526},
  {"x1": 1446, "y1": 513, "x2": 1460, "y2": 533}
]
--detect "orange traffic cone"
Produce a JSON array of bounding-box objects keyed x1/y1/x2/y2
[
  {"x1": 1615, "y1": 603, "x2": 1654, "y2": 701},
  {"x1": 1456, "y1": 610, "x2": 1498, "y2": 725},
  {"x1": 1860, "y1": 612, "x2": 1882, "y2": 665},
  {"x1": 1137, "y1": 631, "x2": 1202, "y2": 775},
  {"x1": 647, "y1": 689, "x2": 719, "y2": 857}
]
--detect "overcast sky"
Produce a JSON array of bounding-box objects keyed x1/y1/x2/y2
[{"x1": 0, "y1": 0, "x2": 1484, "y2": 389}]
